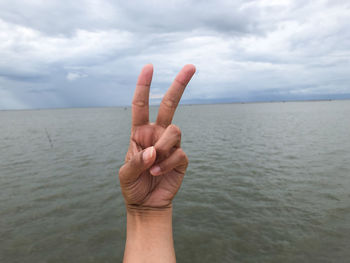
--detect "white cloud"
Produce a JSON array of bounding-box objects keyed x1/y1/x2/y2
[
  {"x1": 0, "y1": 0, "x2": 349, "y2": 109},
  {"x1": 66, "y1": 72, "x2": 88, "y2": 81},
  {"x1": 150, "y1": 93, "x2": 164, "y2": 99}
]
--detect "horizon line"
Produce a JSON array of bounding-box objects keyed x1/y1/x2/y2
[{"x1": 1, "y1": 98, "x2": 349, "y2": 112}]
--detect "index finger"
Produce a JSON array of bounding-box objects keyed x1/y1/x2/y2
[
  {"x1": 132, "y1": 64, "x2": 153, "y2": 128},
  {"x1": 156, "y1": 64, "x2": 196, "y2": 127}
]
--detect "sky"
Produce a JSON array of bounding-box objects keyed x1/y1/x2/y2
[{"x1": 0, "y1": 0, "x2": 349, "y2": 109}]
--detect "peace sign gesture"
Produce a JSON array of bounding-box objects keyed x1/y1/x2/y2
[{"x1": 119, "y1": 64, "x2": 196, "y2": 212}]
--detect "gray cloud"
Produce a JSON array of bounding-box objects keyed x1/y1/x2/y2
[{"x1": 0, "y1": 0, "x2": 349, "y2": 109}]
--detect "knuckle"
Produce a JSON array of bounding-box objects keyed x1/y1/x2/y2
[
  {"x1": 118, "y1": 165, "x2": 126, "y2": 179},
  {"x1": 162, "y1": 97, "x2": 178, "y2": 109},
  {"x1": 177, "y1": 148, "x2": 187, "y2": 161},
  {"x1": 174, "y1": 78, "x2": 186, "y2": 87},
  {"x1": 156, "y1": 145, "x2": 167, "y2": 156},
  {"x1": 132, "y1": 99, "x2": 148, "y2": 107},
  {"x1": 169, "y1": 124, "x2": 181, "y2": 138}
]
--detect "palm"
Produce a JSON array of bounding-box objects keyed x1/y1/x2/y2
[{"x1": 119, "y1": 64, "x2": 195, "y2": 210}]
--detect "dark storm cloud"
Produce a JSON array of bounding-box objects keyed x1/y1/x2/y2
[{"x1": 0, "y1": 0, "x2": 349, "y2": 109}]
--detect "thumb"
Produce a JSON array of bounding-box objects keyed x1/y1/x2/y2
[{"x1": 119, "y1": 146, "x2": 156, "y2": 183}]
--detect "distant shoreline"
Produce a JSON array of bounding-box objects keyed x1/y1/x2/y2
[{"x1": 1, "y1": 98, "x2": 349, "y2": 111}]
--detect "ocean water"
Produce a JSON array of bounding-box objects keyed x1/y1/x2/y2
[{"x1": 1, "y1": 101, "x2": 350, "y2": 263}]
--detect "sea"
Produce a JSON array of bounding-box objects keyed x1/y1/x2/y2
[{"x1": 1, "y1": 100, "x2": 350, "y2": 263}]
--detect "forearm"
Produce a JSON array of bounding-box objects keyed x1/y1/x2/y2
[{"x1": 123, "y1": 207, "x2": 176, "y2": 263}]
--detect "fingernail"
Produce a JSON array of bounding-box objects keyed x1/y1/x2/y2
[
  {"x1": 143, "y1": 146, "x2": 154, "y2": 162},
  {"x1": 150, "y1": 165, "x2": 161, "y2": 176}
]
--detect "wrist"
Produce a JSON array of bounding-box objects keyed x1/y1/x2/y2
[
  {"x1": 126, "y1": 204, "x2": 173, "y2": 234},
  {"x1": 126, "y1": 204, "x2": 173, "y2": 230},
  {"x1": 126, "y1": 204, "x2": 173, "y2": 217}
]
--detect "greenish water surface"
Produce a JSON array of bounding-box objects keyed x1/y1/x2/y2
[{"x1": 1, "y1": 101, "x2": 350, "y2": 262}]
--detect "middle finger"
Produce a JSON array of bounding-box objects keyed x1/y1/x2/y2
[{"x1": 156, "y1": 64, "x2": 196, "y2": 127}]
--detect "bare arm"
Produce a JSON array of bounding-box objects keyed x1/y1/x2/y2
[{"x1": 124, "y1": 207, "x2": 175, "y2": 263}]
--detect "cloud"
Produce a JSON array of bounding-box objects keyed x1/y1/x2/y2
[
  {"x1": 150, "y1": 93, "x2": 164, "y2": 100},
  {"x1": 0, "y1": 0, "x2": 349, "y2": 109},
  {"x1": 66, "y1": 72, "x2": 88, "y2": 81}
]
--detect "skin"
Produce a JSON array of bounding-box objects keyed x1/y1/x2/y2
[{"x1": 119, "y1": 64, "x2": 196, "y2": 263}]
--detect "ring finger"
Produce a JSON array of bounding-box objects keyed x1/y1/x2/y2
[
  {"x1": 150, "y1": 148, "x2": 188, "y2": 176},
  {"x1": 154, "y1": 124, "x2": 182, "y2": 161}
]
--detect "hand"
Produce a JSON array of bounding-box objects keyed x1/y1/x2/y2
[
  {"x1": 120, "y1": 64, "x2": 195, "y2": 263},
  {"x1": 119, "y1": 64, "x2": 196, "y2": 212}
]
